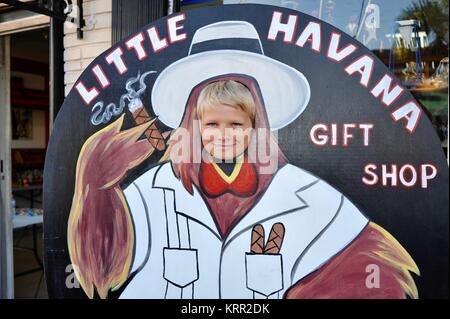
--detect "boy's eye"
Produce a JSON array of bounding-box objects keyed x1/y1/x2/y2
[
  {"x1": 231, "y1": 122, "x2": 243, "y2": 127},
  {"x1": 205, "y1": 122, "x2": 218, "y2": 127}
]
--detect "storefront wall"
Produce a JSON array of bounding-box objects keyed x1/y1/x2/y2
[{"x1": 63, "y1": 0, "x2": 113, "y2": 97}]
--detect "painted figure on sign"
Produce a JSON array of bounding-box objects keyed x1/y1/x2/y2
[{"x1": 68, "y1": 21, "x2": 419, "y2": 299}]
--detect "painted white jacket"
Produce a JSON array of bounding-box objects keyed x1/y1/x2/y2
[{"x1": 119, "y1": 161, "x2": 369, "y2": 299}]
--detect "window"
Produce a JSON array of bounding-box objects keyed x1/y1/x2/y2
[{"x1": 180, "y1": 0, "x2": 449, "y2": 153}]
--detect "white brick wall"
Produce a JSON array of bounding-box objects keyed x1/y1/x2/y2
[{"x1": 63, "y1": 0, "x2": 112, "y2": 97}]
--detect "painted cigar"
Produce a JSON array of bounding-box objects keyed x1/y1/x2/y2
[
  {"x1": 129, "y1": 97, "x2": 167, "y2": 151},
  {"x1": 250, "y1": 224, "x2": 265, "y2": 254},
  {"x1": 264, "y1": 223, "x2": 285, "y2": 254}
]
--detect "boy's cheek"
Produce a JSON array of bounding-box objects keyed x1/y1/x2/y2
[
  {"x1": 201, "y1": 134, "x2": 211, "y2": 147},
  {"x1": 201, "y1": 128, "x2": 221, "y2": 141},
  {"x1": 236, "y1": 132, "x2": 252, "y2": 147}
]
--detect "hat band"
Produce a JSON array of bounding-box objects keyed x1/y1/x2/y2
[{"x1": 190, "y1": 38, "x2": 263, "y2": 55}]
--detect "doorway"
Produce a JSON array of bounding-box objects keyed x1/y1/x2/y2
[{"x1": 0, "y1": 26, "x2": 49, "y2": 299}]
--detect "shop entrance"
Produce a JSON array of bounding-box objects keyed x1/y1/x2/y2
[{"x1": 0, "y1": 26, "x2": 49, "y2": 299}]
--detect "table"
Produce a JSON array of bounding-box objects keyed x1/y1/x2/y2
[
  {"x1": 13, "y1": 214, "x2": 43, "y2": 229},
  {"x1": 12, "y1": 185, "x2": 43, "y2": 209},
  {"x1": 13, "y1": 214, "x2": 44, "y2": 298}
]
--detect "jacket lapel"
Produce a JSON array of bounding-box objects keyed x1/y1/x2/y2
[
  {"x1": 224, "y1": 164, "x2": 318, "y2": 244},
  {"x1": 153, "y1": 162, "x2": 222, "y2": 239},
  {"x1": 152, "y1": 162, "x2": 319, "y2": 243}
]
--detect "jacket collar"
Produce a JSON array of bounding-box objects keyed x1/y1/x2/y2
[{"x1": 152, "y1": 161, "x2": 319, "y2": 242}]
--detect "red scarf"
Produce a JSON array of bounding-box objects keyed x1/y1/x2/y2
[
  {"x1": 197, "y1": 155, "x2": 262, "y2": 238},
  {"x1": 199, "y1": 156, "x2": 258, "y2": 198}
]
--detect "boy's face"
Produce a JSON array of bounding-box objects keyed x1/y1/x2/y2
[{"x1": 199, "y1": 104, "x2": 253, "y2": 161}]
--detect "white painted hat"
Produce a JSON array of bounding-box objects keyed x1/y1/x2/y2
[{"x1": 151, "y1": 20, "x2": 311, "y2": 130}]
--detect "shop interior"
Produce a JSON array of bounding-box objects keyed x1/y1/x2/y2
[{"x1": 9, "y1": 27, "x2": 49, "y2": 299}]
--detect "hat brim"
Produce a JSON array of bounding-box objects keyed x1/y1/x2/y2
[{"x1": 151, "y1": 50, "x2": 311, "y2": 130}]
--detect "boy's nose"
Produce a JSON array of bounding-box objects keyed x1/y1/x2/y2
[{"x1": 220, "y1": 127, "x2": 235, "y2": 141}]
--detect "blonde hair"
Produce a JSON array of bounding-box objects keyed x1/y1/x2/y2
[
  {"x1": 196, "y1": 80, "x2": 256, "y2": 123},
  {"x1": 160, "y1": 80, "x2": 256, "y2": 162}
]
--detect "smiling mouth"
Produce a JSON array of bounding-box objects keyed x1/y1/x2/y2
[{"x1": 212, "y1": 144, "x2": 236, "y2": 148}]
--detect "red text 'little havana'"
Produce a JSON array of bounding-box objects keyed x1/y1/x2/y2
[{"x1": 75, "y1": 11, "x2": 423, "y2": 135}]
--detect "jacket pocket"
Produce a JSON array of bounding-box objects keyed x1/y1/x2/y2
[
  {"x1": 163, "y1": 248, "x2": 199, "y2": 288},
  {"x1": 245, "y1": 253, "x2": 284, "y2": 297}
]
